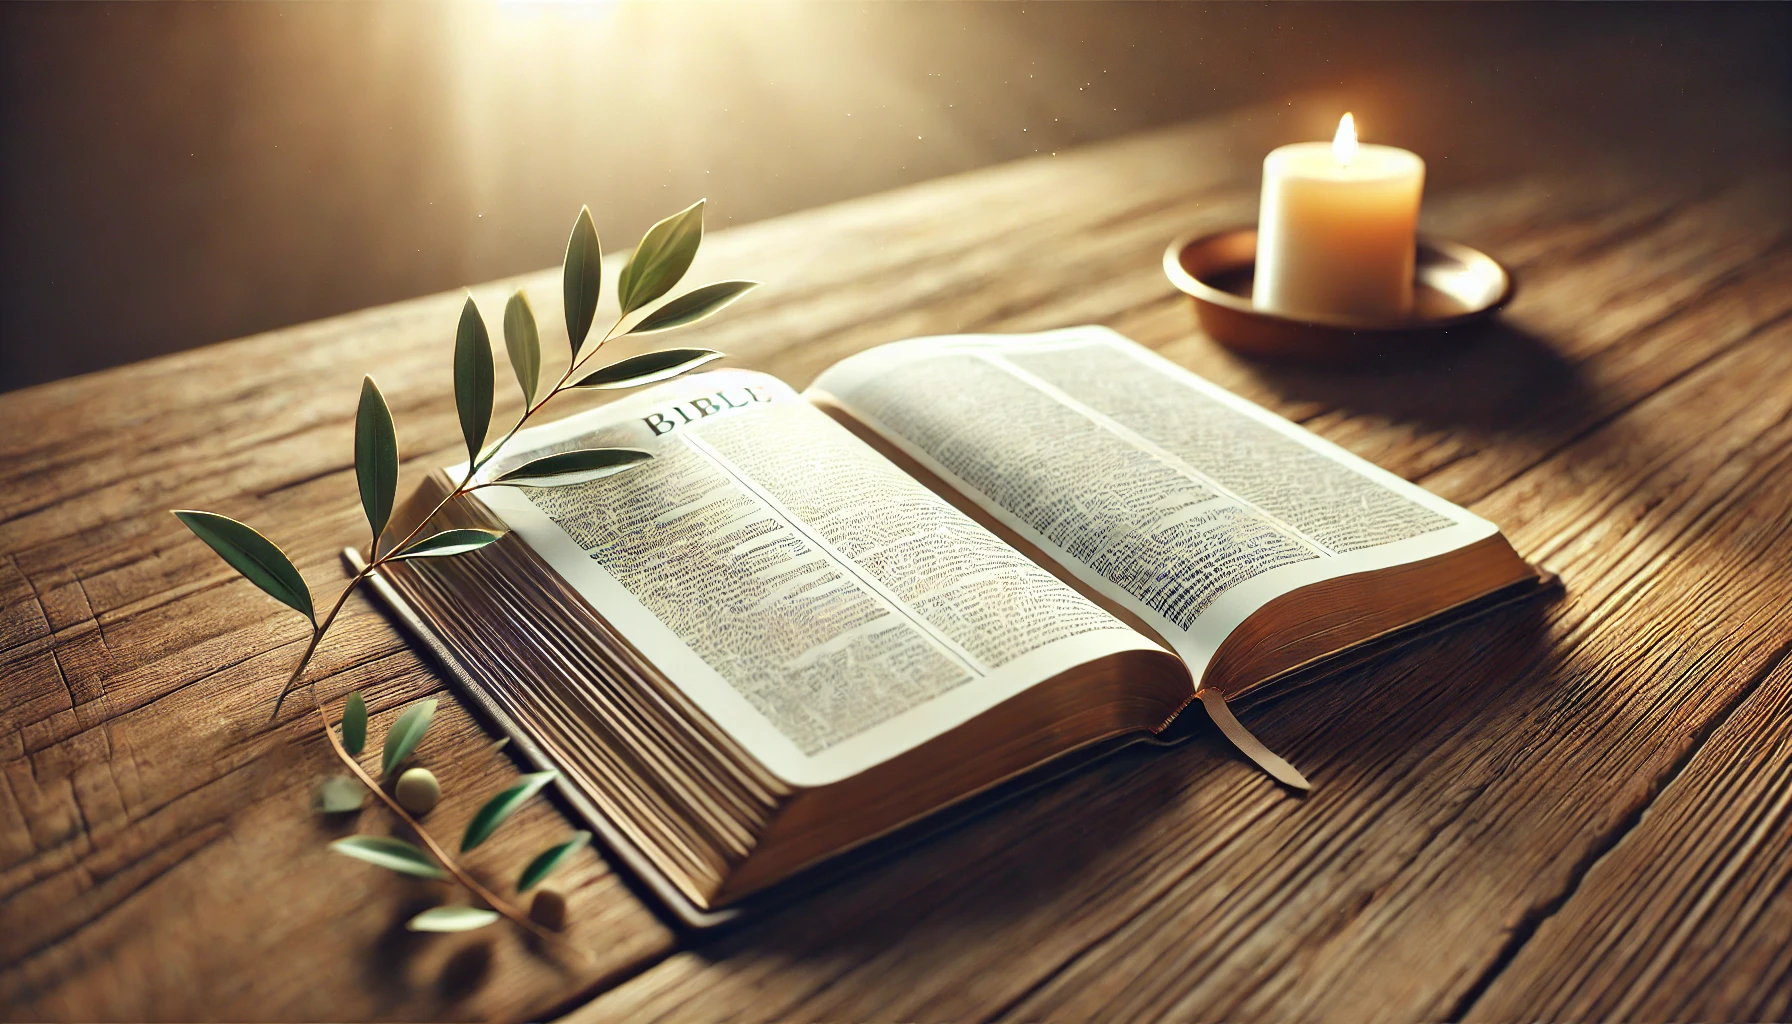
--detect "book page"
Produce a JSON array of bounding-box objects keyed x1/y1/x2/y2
[
  {"x1": 469, "y1": 369, "x2": 1163, "y2": 788},
  {"x1": 808, "y1": 327, "x2": 1498, "y2": 683}
]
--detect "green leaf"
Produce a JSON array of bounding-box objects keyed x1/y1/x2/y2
[
  {"x1": 454, "y1": 295, "x2": 494, "y2": 464},
  {"x1": 381, "y1": 698, "x2": 438, "y2": 778},
  {"x1": 503, "y1": 290, "x2": 542, "y2": 407},
  {"x1": 354, "y1": 377, "x2": 399, "y2": 545},
  {"x1": 492, "y1": 448, "x2": 652, "y2": 488},
  {"x1": 407, "y1": 906, "x2": 500, "y2": 932},
  {"x1": 571, "y1": 348, "x2": 723, "y2": 390},
  {"x1": 518, "y1": 831, "x2": 590, "y2": 891},
  {"x1": 171, "y1": 510, "x2": 314, "y2": 624},
  {"x1": 628, "y1": 281, "x2": 758, "y2": 335},
  {"x1": 389, "y1": 529, "x2": 504, "y2": 561},
  {"x1": 314, "y1": 775, "x2": 366, "y2": 813},
  {"x1": 329, "y1": 835, "x2": 445, "y2": 879},
  {"x1": 617, "y1": 199, "x2": 704, "y2": 316},
  {"x1": 461, "y1": 770, "x2": 557, "y2": 852},
  {"x1": 563, "y1": 207, "x2": 602, "y2": 359},
  {"x1": 342, "y1": 691, "x2": 367, "y2": 756}
]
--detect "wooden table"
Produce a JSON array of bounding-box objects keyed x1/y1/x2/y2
[{"x1": 5, "y1": 56, "x2": 1791, "y2": 1021}]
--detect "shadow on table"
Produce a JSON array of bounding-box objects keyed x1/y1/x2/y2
[
  {"x1": 1248, "y1": 588, "x2": 1568, "y2": 773},
  {"x1": 1244, "y1": 321, "x2": 1604, "y2": 438},
  {"x1": 668, "y1": 563, "x2": 1568, "y2": 985},
  {"x1": 673, "y1": 738, "x2": 1185, "y2": 949}
]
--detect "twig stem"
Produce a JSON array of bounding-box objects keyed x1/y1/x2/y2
[
  {"x1": 311, "y1": 694, "x2": 572, "y2": 949},
  {"x1": 269, "y1": 565, "x2": 373, "y2": 721},
  {"x1": 278, "y1": 308, "x2": 629, "y2": 940}
]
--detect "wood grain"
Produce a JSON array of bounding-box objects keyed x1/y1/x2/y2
[
  {"x1": 3, "y1": 50, "x2": 1790, "y2": 1022},
  {"x1": 560, "y1": 186, "x2": 1792, "y2": 1023},
  {"x1": 1468, "y1": 649, "x2": 1792, "y2": 1022}
]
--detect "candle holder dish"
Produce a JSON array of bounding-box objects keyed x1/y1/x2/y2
[{"x1": 1163, "y1": 228, "x2": 1514, "y2": 366}]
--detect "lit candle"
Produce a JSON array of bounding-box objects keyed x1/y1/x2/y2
[{"x1": 1253, "y1": 113, "x2": 1426, "y2": 320}]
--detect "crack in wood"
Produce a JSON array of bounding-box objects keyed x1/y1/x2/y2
[
  {"x1": 0, "y1": 414, "x2": 347, "y2": 530},
  {"x1": 0, "y1": 821, "x2": 232, "y2": 976},
  {"x1": 1446, "y1": 633, "x2": 1792, "y2": 1021},
  {"x1": 252, "y1": 461, "x2": 356, "y2": 501}
]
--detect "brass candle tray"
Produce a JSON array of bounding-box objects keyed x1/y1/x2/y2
[{"x1": 1163, "y1": 228, "x2": 1515, "y2": 365}]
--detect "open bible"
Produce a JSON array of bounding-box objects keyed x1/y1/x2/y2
[{"x1": 367, "y1": 326, "x2": 1542, "y2": 923}]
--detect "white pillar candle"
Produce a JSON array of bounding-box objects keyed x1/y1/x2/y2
[{"x1": 1253, "y1": 114, "x2": 1426, "y2": 320}]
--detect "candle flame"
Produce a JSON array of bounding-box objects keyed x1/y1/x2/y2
[{"x1": 1333, "y1": 112, "x2": 1357, "y2": 166}]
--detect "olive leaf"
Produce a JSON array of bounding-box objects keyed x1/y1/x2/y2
[
  {"x1": 171, "y1": 510, "x2": 315, "y2": 624},
  {"x1": 572, "y1": 348, "x2": 723, "y2": 390},
  {"x1": 628, "y1": 281, "x2": 758, "y2": 335},
  {"x1": 381, "y1": 698, "x2": 438, "y2": 778},
  {"x1": 503, "y1": 290, "x2": 542, "y2": 407},
  {"x1": 342, "y1": 691, "x2": 368, "y2": 756},
  {"x1": 329, "y1": 835, "x2": 445, "y2": 879},
  {"x1": 617, "y1": 199, "x2": 704, "y2": 315},
  {"x1": 454, "y1": 295, "x2": 494, "y2": 464},
  {"x1": 389, "y1": 529, "x2": 504, "y2": 560},
  {"x1": 407, "y1": 906, "x2": 500, "y2": 933},
  {"x1": 564, "y1": 206, "x2": 602, "y2": 359},
  {"x1": 492, "y1": 448, "x2": 652, "y2": 488},
  {"x1": 461, "y1": 770, "x2": 558, "y2": 853},
  {"x1": 354, "y1": 377, "x2": 399, "y2": 546},
  {"x1": 314, "y1": 775, "x2": 366, "y2": 813},
  {"x1": 518, "y1": 831, "x2": 590, "y2": 891}
]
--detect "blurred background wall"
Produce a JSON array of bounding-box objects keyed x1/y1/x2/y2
[{"x1": 2, "y1": 1, "x2": 1786, "y2": 390}]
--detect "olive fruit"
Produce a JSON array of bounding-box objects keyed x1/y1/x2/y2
[{"x1": 394, "y1": 767, "x2": 440, "y2": 815}]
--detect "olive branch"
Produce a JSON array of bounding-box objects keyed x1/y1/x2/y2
[{"x1": 172, "y1": 202, "x2": 755, "y2": 939}]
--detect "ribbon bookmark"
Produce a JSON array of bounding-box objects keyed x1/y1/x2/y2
[{"x1": 1197, "y1": 689, "x2": 1312, "y2": 791}]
